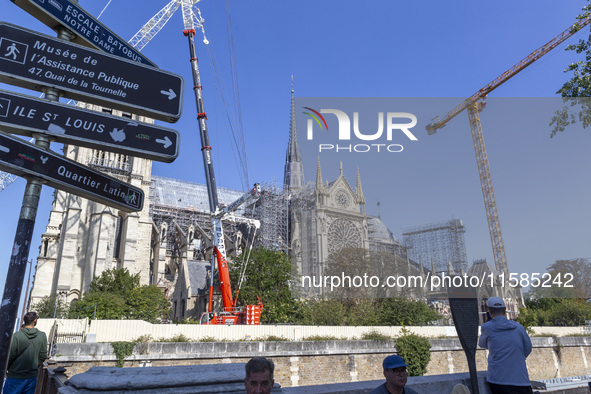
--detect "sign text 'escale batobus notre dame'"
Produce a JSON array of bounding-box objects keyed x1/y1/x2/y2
[
  {"x1": 11, "y1": 0, "x2": 156, "y2": 67},
  {"x1": 0, "y1": 22, "x2": 183, "y2": 122}
]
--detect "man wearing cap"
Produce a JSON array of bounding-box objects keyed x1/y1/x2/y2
[
  {"x1": 478, "y1": 297, "x2": 533, "y2": 394},
  {"x1": 370, "y1": 355, "x2": 418, "y2": 394}
]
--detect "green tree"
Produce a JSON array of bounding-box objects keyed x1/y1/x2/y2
[
  {"x1": 229, "y1": 248, "x2": 301, "y2": 324},
  {"x1": 396, "y1": 329, "x2": 431, "y2": 376},
  {"x1": 68, "y1": 268, "x2": 169, "y2": 322},
  {"x1": 31, "y1": 295, "x2": 68, "y2": 318},
  {"x1": 344, "y1": 298, "x2": 382, "y2": 326},
  {"x1": 377, "y1": 298, "x2": 441, "y2": 326},
  {"x1": 89, "y1": 267, "x2": 140, "y2": 297},
  {"x1": 551, "y1": 3, "x2": 591, "y2": 136},
  {"x1": 517, "y1": 298, "x2": 591, "y2": 327},
  {"x1": 128, "y1": 286, "x2": 171, "y2": 322},
  {"x1": 528, "y1": 258, "x2": 591, "y2": 299},
  {"x1": 69, "y1": 292, "x2": 127, "y2": 320},
  {"x1": 296, "y1": 299, "x2": 348, "y2": 326}
]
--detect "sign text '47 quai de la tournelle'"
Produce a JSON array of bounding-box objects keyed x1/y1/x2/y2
[{"x1": 0, "y1": 22, "x2": 184, "y2": 122}]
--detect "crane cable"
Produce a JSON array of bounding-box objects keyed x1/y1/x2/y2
[
  {"x1": 97, "y1": 0, "x2": 113, "y2": 19},
  {"x1": 204, "y1": 45, "x2": 250, "y2": 190},
  {"x1": 200, "y1": 2, "x2": 252, "y2": 192},
  {"x1": 224, "y1": 0, "x2": 252, "y2": 187}
]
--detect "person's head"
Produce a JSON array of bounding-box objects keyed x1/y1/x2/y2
[
  {"x1": 23, "y1": 311, "x2": 39, "y2": 327},
  {"x1": 245, "y1": 357, "x2": 274, "y2": 394},
  {"x1": 382, "y1": 355, "x2": 409, "y2": 391},
  {"x1": 487, "y1": 297, "x2": 506, "y2": 317}
]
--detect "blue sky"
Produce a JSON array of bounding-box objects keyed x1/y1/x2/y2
[{"x1": 1, "y1": 0, "x2": 590, "y2": 305}]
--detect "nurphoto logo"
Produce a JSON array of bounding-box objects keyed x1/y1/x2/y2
[{"x1": 303, "y1": 107, "x2": 419, "y2": 153}]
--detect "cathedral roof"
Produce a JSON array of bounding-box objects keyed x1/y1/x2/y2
[
  {"x1": 150, "y1": 175, "x2": 246, "y2": 213},
  {"x1": 367, "y1": 215, "x2": 398, "y2": 242},
  {"x1": 466, "y1": 260, "x2": 497, "y2": 277}
]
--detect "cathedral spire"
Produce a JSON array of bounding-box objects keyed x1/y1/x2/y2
[
  {"x1": 316, "y1": 157, "x2": 324, "y2": 190},
  {"x1": 356, "y1": 168, "x2": 366, "y2": 213},
  {"x1": 356, "y1": 168, "x2": 365, "y2": 204},
  {"x1": 283, "y1": 76, "x2": 305, "y2": 191}
]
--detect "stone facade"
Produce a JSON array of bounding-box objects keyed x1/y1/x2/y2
[{"x1": 30, "y1": 104, "x2": 155, "y2": 307}]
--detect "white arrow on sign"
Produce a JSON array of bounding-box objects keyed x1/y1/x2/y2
[
  {"x1": 156, "y1": 136, "x2": 172, "y2": 149},
  {"x1": 160, "y1": 89, "x2": 177, "y2": 100},
  {"x1": 0, "y1": 144, "x2": 9, "y2": 153}
]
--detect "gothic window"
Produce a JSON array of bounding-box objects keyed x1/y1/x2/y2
[
  {"x1": 43, "y1": 239, "x2": 49, "y2": 257},
  {"x1": 327, "y1": 218, "x2": 361, "y2": 255}
]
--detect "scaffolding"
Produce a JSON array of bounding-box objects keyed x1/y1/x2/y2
[
  {"x1": 251, "y1": 182, "x2": 289, "y2": 252},
  {"x1": 149, "y1": 176, "x2": 288, "y2": 254},
  {"x1": 402, "y1": 219, "x2": 468, "y2": 274}
]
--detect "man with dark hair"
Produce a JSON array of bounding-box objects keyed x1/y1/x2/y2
[
  {"x1": 478, "y1": 297, "x2": 533, "y2": 394},
  {"x1": 370, "y1": 355, "x2": 419, "y2": 394},
  {"x1": 244, "y1": 357, "x2": 274, "y2": 394},
  {"x1": 4, "y1": 311, "x2": 47, "y2": 394}
]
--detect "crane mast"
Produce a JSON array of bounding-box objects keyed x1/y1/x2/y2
[
  {"x1": 426, "y1": 17, "x2": 591, "y2": 278},
  {"x1": 182, "y1": 25, "x2": 262, "y2": 325}
]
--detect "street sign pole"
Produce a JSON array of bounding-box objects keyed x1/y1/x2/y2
[{"x1": 0, "y1": 27, "x2": 71, "y2": 387}]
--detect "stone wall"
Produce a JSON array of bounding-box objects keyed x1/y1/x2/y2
[{"x1": 52, "y1": 337, "x2": 591, "y2": 388}]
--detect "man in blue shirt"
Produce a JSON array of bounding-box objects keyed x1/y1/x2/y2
[{"x1": 478, "y1": 297, "x2": 533, "y2": 394}]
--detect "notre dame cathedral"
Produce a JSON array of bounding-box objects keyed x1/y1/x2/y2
[{"x1": 29, "y1": 87, "x2": 514, "y2": 320}]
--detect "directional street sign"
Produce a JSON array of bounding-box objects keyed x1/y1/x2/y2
[
  {"x1": 11, "y1": 0, "x2": 157, "y2": 67},
  {"x1": 0, "y1": 89, "x2": 180, "y2": 162},
  {"x1": 0, "y1": 22, "x2": 184, "y2": 123},
  {"x1": 0, "y1": 130, "x2": 144, "y2": 212}
]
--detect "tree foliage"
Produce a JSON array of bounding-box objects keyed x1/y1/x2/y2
[
  {"x1": 31, "y1": 295, "x2": 68, "y2": 318},
  {"x1": 517, "y1": 298, "x2": 591, "y2": 328},
  {"x1": 377, "y1": 298, "x2": 441, "y2": 326},
  {"x1": 551, "y1": 3, "x2": 591, "y2": 136},
  {"x1": 324, "y1": 248, "x2": 410, "y2": 298},
  {"x1": 229, "y1": 247, "x2": 301, "y2": 324},
  {"x1": 528, "y1": 258, "x2": 591, "y2": 299},
  {"x1": 294, "y1": 298, "x2": 440, "y2": 326},
  {"x1": 396, "y1": 329, "x2": 431, "y2": 376},
  {"x1": 68, "y1": 268, "x2": 169, "y2": 322}
]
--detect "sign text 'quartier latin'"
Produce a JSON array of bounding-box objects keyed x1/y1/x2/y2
[
  {"x1": 0, "y1": 23, "x2": 183, "y2": 122},
  {"x1": 56, "y1": 165, "x2": 131, "y2": 202},
  {"x1": 0, "y1": 131, "x2": 143, "y2": 212}
]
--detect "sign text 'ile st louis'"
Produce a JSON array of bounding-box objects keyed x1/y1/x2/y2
[{"x1": 0, "y1": 89, "x2": 180, "y2": 162}]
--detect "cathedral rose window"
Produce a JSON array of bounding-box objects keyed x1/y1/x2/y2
[{"x1": 328, "y1": 218, "x2": 361, "y2": 254}]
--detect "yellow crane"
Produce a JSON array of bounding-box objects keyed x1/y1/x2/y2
[{"x1": 426, "y1": 17, "x2": 591, "y2": 277}]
